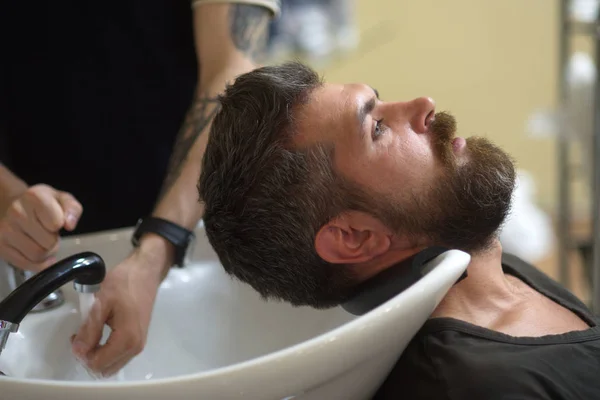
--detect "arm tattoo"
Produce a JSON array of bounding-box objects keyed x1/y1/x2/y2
[
  {"x1": 229, "y1": 4, "x2": 270, "y2": 61},
  {"x1": 156, "y1": 4, "x2": 269, "y2": 201},
  {"x1": 157, "y1": 92, "x2": 220, "y2": 201}
]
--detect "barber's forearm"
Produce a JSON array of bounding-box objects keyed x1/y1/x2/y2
[
  {"x1": 152, "y1": 77, "x2": 225, "y2": 228},
  {"x1": 0, "y1": 164, "x2": 27, "y2": 217},
  {"x1": 151, "y1": 63, "x2": 255, "y2": 221},
  {"x1": 133, "y1": 2, "x2": 272, "y2": 278},
  {"x1": 135, "y1": 70, "x2": 253, "y2": 278}
]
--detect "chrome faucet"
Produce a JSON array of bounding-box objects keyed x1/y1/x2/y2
[{"x1": 0, "y1": 252, "x2": 106, "y2": 358}]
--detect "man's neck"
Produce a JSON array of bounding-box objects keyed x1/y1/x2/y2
[
  {"x1": 354, "y1": 238, "x2": 525, "y2": 319},
  {"x1": 429, "y1": 240, "x2": 525, "y2": 321},
  {"x1": 428, "y1": 240, "x2": 594, "y2": 336}
]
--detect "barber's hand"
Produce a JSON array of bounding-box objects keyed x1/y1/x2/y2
[
  {"x1": 0, "y1": 184, "x2": 83, "y2": 271},
  {"x1": 71, "y1": 252, "x2": 162, "y2": 377}
]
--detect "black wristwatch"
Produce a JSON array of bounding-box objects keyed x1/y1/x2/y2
[{"x1": 131, "y1": 217, "x2": 195, "y2": 268}]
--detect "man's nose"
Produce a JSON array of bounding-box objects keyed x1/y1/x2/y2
[{"x1": 408, "y1": 97, "x2": 436, "y2": 134}]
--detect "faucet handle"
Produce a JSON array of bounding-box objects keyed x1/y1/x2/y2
[
  {"x1": 0, "y1": 320, "x2": 18, "y2": 351},
  {"x1": 0, "y1": 320, "x2": 18, "y2": 332},
  {"x1": 5, "y1": 264, "x2": 65, "y2": 313},
  {"x1": 7, "y1": 264, "x2": 31, "y2": 290}
]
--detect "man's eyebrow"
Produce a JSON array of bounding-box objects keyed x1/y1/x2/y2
[
  {"x1": 358, "y1": 97, "x2": 377, "y2": 128},
  {"x1": 370, "y1": 86, "x2": 380, "y2": 99},
  {"x1": 357, "y1": 88, "x2": 379, "y2": 134}
]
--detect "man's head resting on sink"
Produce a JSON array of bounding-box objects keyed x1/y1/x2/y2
[
  {"x1": 198, "y1": 62, "x2": 600, "y2": 400},
  {"x1": 198, "y1": 61, "x2": 515, "y2": 308}
]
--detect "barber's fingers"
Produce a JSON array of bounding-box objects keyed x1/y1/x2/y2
[
  {"x1": 83, "y1": 308, "x2": 145, "y2": 375},
  {"x1": 19, "y1": 218, "x2": 60, "y2": 253},
  {"x1": 16, "y1": 193, "x2": 62, "y2": 254},
  {"x1": 0, "y1": 240, "x2": 56, "y2": 272},
  {"x1": 98, "y1": 351, "x2": 132, "y2": 378},
  {"x1": 18, "y1": 184, "x2": 66, "y2": 233},
  {"x1": 3, "y1": 227, "x2": 57, "y2": 265},
  {"x1": 56, "y1": 191, "x2": 83, "y2": 231},
  {"x1": 4, "y1": 200, "x2": 55, "y2": 252},
  {"x1": 0, "y1": 203, "x2": 56, "y2": 271},
  {"x1": 0, "y1": 242, "x2": 34, "y2": 268},
  {"x1": 87, "y1": 330, "x2": 138, "y2": 377},
  {"x1": 72, "y1": 298, "x2": 110, "y2": 363},
  {"x1": 12, "y1": 185, "x2": 82, "y2": 246},
  {"x1": 0, "y1": 184, "x2": 82, "y2": 271}
]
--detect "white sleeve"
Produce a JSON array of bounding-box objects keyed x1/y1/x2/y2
[{"x1": 191, "y1": 0, "x2": 281, "y2": 17}]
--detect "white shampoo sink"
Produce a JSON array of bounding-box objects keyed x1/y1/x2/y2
[{"x1": 0, "y1": 224, "x2": 469, "y2": 400}]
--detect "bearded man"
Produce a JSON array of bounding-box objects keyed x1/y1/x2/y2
[{"x1": 199, "y1": 62, "x2": 600, "y2": 400}]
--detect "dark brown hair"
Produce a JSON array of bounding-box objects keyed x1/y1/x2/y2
[{"x1": 198, "y1": 61, "x2": 362, "y2": 308}]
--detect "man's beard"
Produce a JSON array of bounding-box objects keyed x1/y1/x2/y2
[{"x1": 371, "y1": 112, "x2": 517, "y2": 253}]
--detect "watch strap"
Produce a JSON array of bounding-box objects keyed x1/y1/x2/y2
[{"x1": 131, "y1": 217, "x2": 195, "y2": 268}]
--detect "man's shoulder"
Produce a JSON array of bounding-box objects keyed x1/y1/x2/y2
[
  {"x1": 501, "y1": 251, "x2": 596, "y2": 321},
  {"x1": 501, "y1": 252, "x2": 538, "y2": 272},
  {"x1": 501, "y1": 252, "x2": 558, "y2": 287}
]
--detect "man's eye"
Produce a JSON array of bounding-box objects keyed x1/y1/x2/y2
[{"x1": 372, "y1": 119, "x2": 384, "y2": 140}]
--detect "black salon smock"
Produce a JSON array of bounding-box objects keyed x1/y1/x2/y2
[
  {"x1": 0, "y1": 0, "x2": 197, "y2": 234},
  {"x1": 374, "y1": 253, "x2": 600, "y2": 399}
]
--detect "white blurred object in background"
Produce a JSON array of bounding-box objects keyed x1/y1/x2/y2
[
  {"x1": 565, "y1": 51, "x2": 596, "y2": 179},
  {"x1": 328, "y1": 0, "x2": 359, "y2": 54},
  {"x1": 292, "y1": 3, "x2": 335, "y2": 63},
  {"x1": 526, "y1": 50, "x2": 596, "y2": 179},
  {"x1": 500, "y1": 170, "x2": 555, "y2": 264},
  {"x1": 569, "y1": 0, "x2": 600, "y2": 22},
  {"x1": 527, "y1": 0, "x2": 598, "y2": 158},
  {"x1": 526, "y1": 0, "x2": 598, "y2": 145},
  {"x1": 266, "y1": 0, "x2": 360, "y2": 64}
]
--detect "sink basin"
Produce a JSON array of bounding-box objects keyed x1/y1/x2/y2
[{"x1": 0, "y1": 223, "x2": 469, "y2": 400}]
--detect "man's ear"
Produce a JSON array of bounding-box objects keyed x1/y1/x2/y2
[{"x1": 315, "y1": 211, "x2": 392, "y2": 264}]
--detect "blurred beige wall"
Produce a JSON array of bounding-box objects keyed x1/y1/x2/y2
[{"x1": 318, "y1": 0, "x2": 586, "y2": 216}]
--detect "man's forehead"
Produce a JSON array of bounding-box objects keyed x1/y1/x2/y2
[
  {"x1": 293, "y1": 83, "x2": 363, "y2": 147},
  {"x1": 312, "y1": 82, "x2": 366, "y2": 106}
]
